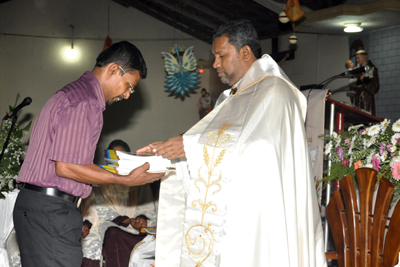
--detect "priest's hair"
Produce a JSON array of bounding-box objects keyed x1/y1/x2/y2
[{"x1": 213, "y1": 19, "x2": 262, "y2": 59}]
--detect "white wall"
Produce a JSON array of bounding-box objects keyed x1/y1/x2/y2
[
  {"x1": 207, "y1": 33, "x2": 351, "y2": 116},
  {"x1": 0, "y1": 0, "x2": 212, "y2": 162},
  {"x1": 0, "y1": 0, "x2": 351, "y2": 164},
  {"x1": 259, "y1": 33, "x2": 350, "y2": 103}
]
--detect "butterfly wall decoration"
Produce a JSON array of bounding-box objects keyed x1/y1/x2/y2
[{"x1": 162, "y1": 44, "x2": 200, "y2": 100}]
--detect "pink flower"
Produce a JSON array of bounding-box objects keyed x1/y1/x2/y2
[
  {"x1": 379, "y1": 143, "x2": 386, "y2": 155},
  {"x1": 372, "y1": 156, "x2": 380, "y2": 171},
  {"x1": 341, "y1": 158, "x2": 349, "y2": 167},
  {"x1": 344, "y1": 138, "x2": 351, "y2": 148},
  {"x1": 337, "y1": 147, "x2": 344, "y2": 160},
  {"x1": 392, "y1": 161, "x2": 400, "y2": 181},
  {"x1": 392, "y1": 152, "x2": 396, "y2": 157},
  {"x1": 359, "y1": 129, "x2": 366, "y2": 135}
]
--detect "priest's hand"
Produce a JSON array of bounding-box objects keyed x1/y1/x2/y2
[
  {"x1": 136, "y1": 141, "x2": 164, "y2": 155},
  {"x1": 124, "y1": 163, "x2": 165, "y2": 186},
  {"x1": 137, "y1": 136, "x2": 185, "y2": 160}
]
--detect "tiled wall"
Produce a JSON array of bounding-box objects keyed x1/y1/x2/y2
[{"x1": 350, "y1": 26, "x2": 400, "y2": 121}]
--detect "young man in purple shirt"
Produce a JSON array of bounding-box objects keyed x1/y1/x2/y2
[{"x1": 13, "y1": 41, "x2": 164, "y2": 267}]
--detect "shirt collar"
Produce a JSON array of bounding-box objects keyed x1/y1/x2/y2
[
  {"x1": 232, "y1": 78, "x2": 242, "y2": 90},
  {"x1": 82, "y1": 71, "x2": 106, "y2": 111}
]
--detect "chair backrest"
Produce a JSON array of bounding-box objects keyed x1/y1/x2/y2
[{"x1": 326, "y1": 167, "x2": 400, "y2": 267}]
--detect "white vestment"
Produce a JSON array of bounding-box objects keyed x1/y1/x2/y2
[{"x1": 156, "y1": 54, "x2": 326, "y2": 267}]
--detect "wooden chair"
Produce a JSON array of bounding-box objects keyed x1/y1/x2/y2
[{"x1": 325, "y1": 167, "x2": 400, "y2": 267}]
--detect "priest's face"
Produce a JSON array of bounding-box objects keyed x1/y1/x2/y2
[{"x1": 212, "y1": 35, "x2": 245, "y2": 87}]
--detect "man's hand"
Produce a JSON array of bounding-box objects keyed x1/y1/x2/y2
[
  {"x1": 130, "y1": 217, "x2": 148, "y2": 230},
  {"x1": 123, "y1": 163, "x2": 165, "y2": 187},
  {"x1": 55, "y1": 162, "x2": 164, "y2": 186},
  {"x1": 137, "y1": 136, "x2": 185, "y2": 160}
]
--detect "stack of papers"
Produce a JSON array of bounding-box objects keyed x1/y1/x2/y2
[{"x1": 99, "y1": 150, "x2": 172, "y2": 175}]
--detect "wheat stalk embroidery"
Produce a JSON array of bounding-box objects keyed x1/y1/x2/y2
[{"x1": 185, "y1": 121, "x2": 231, "y2": 266}]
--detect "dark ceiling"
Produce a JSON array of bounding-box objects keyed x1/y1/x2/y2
[{"x1": 113, "y1": 0, "x2": 346, "y2": 43}]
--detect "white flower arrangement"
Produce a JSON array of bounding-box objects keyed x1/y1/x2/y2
[
  {"x1": 0, "y1": 94, "x2": 31, "y2": 198},
  {"x1": 320, "y1": 118, "x2": 400, "y2": 203}
]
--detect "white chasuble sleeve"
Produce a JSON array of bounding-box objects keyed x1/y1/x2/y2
[{"x1": 218, "y1": 77, "x2": 326, "y2": 267}]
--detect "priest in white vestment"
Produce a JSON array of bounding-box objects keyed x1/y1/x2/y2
[{"x1": 138, "y1": 20, "x2": 326, "y2": 267}]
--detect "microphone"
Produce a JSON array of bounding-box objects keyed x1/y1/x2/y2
[
  {"x1": 3, "y1": 97, "x2": 32, "y2": 120},
  {"x1": 340, "y1": 65, "x2": 370, "y2": 76}
]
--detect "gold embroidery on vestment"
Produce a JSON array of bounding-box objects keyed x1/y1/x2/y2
[{"x1": 185, "y1": 121, "x2": 231, "y2": 266}]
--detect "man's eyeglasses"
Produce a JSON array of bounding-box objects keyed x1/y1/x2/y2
[{"x1": 118, "y1": 66, "x2": 135, "y2": 94}]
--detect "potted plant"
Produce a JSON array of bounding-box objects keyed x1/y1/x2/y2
[
  {"x1": 0, "y1": 94, "x2": 31, "y2": 198},
  {"x1": 320, "y1": 118, "x2": 400, "y2": 203}
]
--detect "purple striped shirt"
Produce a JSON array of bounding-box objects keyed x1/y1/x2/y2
[{"x1": 17, "y1": 72, "x2": 105, "y2": 198}]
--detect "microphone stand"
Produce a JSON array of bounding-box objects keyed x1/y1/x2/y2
[
  {"x1": 0, "y1": 114, "x2": 19, "y2": 164},
  {"x1": 322, "y1": 75, "x2": 354, "y2": 89},
  {"x1": 307, "y1": 74, "x2": 354, "y2": 103}
]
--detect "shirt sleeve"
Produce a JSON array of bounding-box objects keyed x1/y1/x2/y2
[{"x1": 50, "y1": 102, "x2": 100, "y2": 165}]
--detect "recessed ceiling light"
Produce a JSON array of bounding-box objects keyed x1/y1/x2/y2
[{"x1": 344, "y1": 23, "x2": 363, "y2": 33}]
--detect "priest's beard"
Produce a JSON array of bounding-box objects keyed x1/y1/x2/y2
[
  {"x1": 216, "y1": 55, "x2": 244, "y2": 86},
  {"x1": 217, "y1": 69, "x2": 233, "y2": 85}
]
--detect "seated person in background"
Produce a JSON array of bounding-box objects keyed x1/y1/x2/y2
[
  {"x1": 80, "y1": 140, "x2": 157, "y2": 267},
  {"x1": 81, "y1": 220, "x2": 92, "y2": 239}
]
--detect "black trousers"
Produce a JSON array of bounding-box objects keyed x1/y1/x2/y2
[{"x1": 13, "y1": 188, "x2": 83, "y2": 267}]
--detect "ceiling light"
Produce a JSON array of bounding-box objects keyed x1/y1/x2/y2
[{"x1": 344, "y1": 23, "x2": 363, "y2": 33}]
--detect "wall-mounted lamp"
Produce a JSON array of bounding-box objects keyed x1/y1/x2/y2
[
  {"x1": 70, "y1": 25, "x2": 74, "y2": 49},
  {"x1": 61, "y1": 24, "x2": 80, "y2": 62},
  {"x1": 344, "y1": 23, "x2": 363, "y2": 33}
]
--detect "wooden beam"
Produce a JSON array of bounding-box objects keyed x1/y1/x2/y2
[
  {"x1": 122, "y1": 0, "x2": 214, "y2": 43},
  {"x1": 226, "y1": 0, "x2": 277, "y2": 20},
  {"x1": 181, "y1": 0, "x2": 230, "y2": 23},
  {"x1": 151, "y1": 0, "x2": 220, "y2": 29},
  {"x1": 299, "y1": 0, "x2": 400, "y2": 25}
]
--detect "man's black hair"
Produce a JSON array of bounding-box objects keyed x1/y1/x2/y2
[
  {"x1": 213, "y1": 20, "x2": 262, "y2": 59},
  {"x1": 107, "y1": 139, "x2": 131, "y2": 153},
  {"x1": 95, "y1": 41, "x2": 147, "y2": 79}
]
